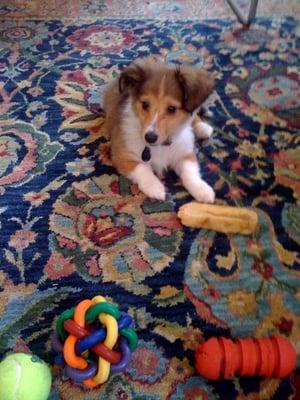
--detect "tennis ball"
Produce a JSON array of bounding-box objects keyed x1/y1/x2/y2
[{"x1": 0, "y1": 353, "x2": 52, "y2": 400}]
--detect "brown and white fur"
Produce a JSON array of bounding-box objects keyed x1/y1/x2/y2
[{"x1": 103, "y1": 57, "x2": 215, "y2": 202}]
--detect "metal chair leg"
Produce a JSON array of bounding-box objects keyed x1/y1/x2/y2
[{"x1": 226, "y1": 0, "x2": 258, "y2": 27}]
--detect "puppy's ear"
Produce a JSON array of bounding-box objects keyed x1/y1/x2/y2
[
  {"x1": 119, "y1": 63, "x2": 145, "y2": 94},
  {"x1": 175, "y1": 66, "x2": 215, "y2": 113}
]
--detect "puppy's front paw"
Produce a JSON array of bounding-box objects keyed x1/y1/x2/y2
[
  {"x1": 194, "y1": 121, "x2": 213, "y2": 140},
  {"x1": 192, "y1": 181, "x2": 215, "y2": 203},
  {"x1": 139, "y1": 178, "x2": 166, "y2": 201}
]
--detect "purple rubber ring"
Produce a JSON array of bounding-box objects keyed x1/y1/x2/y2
[
  {"x1": 66, "y1": 363, "x2": 98, "y2": 382},
  {"x1": 52, "y1": 332, "x2": 64, "y2": 353},
  {"x1": 54, "y1": 354, "x2": 65, "y2": 366},
  {"x1": 111, "y1": 337, "x2": 131, "y2": 373}
]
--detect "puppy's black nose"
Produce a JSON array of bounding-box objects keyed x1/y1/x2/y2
[{"x1": 145, "y1": 131, "x2": 158, "y2": 144}]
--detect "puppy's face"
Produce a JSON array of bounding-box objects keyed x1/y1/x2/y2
[{"x1": 119, "y1": 58, "x2": 215, "y2": 145}]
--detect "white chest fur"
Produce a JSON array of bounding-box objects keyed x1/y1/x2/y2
[{"x1": 150, "y1": 125, "x2": 195, "y2": 176}]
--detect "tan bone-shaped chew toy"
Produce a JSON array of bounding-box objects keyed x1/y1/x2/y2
[{"x1": 178, "y1": 202, "x2": 258, "y2": 235}]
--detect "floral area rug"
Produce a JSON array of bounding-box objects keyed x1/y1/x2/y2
[
  {"x1": 2, "y1": 0, "x2": 300, "y2": 20},
  {"x1": 0, "y1": 16, "x2": 300, "y2": 400}
]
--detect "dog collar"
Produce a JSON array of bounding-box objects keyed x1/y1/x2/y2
[
  {"x1": 162, "y1": 138, "x2": 172, "y2": 146},
  {"x1": 141, "y1": 139, "x2": 172, "y2": 162}
]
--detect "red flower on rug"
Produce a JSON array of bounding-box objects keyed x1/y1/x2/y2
[
  {"x1": 67, "y1": 24, "x2": 137, "y2": 54},
  {"x1": 252, "y1": 258, "x2": 273, "y2": 280},
  {"x1": 274, "y1": 149, "x2": 300, "y2": 200},
  {"x1": 44, "y1": 252, "x2": 75, "y2": 280},
  {"x1": 9, "y1": 229, "x2": 37, "y2": 251},
  {"x1": 82, "y1": 212, "x2": 134, "y2": 247},
  {"x1": 275, "y1": 317, "x2": 294, "y2": 335}
]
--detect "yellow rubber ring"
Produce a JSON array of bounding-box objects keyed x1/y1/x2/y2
[
  {"x1": 92, "y1": 295, "x2": 106, "y2": 304},
  {"x1": 91, "y1": 295, "x2": 119, "y2": 384}
]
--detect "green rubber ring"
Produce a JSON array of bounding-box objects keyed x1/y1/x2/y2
[
  {"x1": 85, "y1": 302, "x2": 120, "y2": 322},
  {"x1": 56, "y1": 302, "x2": 121, "y2": 342},
  {"x1": 120, "y1": 328, "x2": 138, "y2": 352},
  {"x1": 56, "y1": 309, "x2": 74, "y2": 341}
]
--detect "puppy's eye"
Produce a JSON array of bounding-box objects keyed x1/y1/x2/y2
[
  {"x1": 167, "y1": 106, "x2": 177, "y2": 114},
  {"x1": 142, "y1": 101, "x2": 150, "y2": 111}
]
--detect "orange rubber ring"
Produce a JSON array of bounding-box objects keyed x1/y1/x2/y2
[
  {"x1": 64, "y1": 335, "x2": 87, "y2": 369},
  {"x1": 83, "y1": 378, "x2": 98, "y2": 388},
  {"x1": 74, "y1": 299, "x2": 92, "y2": 326},
  {"x1": 63, "y1": 299, "x2": 92, "y2": 369}
]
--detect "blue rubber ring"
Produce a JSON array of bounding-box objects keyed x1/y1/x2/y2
[{"x1": 76, "y1": 314, "x2": 132, "y2": 354}]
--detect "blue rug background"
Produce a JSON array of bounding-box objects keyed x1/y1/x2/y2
[{"x1": 0, "y1": 17, "x2": 299, "y2": 399}]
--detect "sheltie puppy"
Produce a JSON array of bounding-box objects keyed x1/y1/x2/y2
[{"x1": 103, "y1": 57, "x2": 215, "y2": 202}]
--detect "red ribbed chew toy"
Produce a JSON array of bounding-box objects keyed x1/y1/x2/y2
[{"x1": 195, "y1": 335, "x2": 296, "y2": 380}]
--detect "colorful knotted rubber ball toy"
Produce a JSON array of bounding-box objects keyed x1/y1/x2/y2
[{"x1": 52, "y1": 295, "x2": 138, "y2": 388}]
